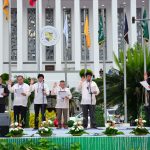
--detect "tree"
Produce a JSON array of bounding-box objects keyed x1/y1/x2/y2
[{"x1": 95, "y1": 44, "x2": 150, "y2": 122}]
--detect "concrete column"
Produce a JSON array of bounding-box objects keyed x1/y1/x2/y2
[
  {"x1": 129, "y1": 0, "x2": 137, "y2": 47},
  {"x1": 74, "y1": 0, "x2": 81, "y2": 71},
  {"x1": 0, "y1": 0, "x2": 4, "y2": 73},
  {"x1": 55, "y1": 0, "x2": 62, "y2": 70},
  {"x1": 93, "y1": 0, "x2": 99, "y2": 77},
  {"x1": 17, "y1": 0, "x2": 23, "y2": 70},
  {"x1": 111, "y1": 0, "x2": 118, "y2": 69},
  {"x1": 39, "y1": 0, "x2": 43, "y2": 70}
]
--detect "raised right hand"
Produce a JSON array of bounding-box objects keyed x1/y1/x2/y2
[
  {"x1": 7, "y1": 80, "x2": 12, "y2": 85},
  {"x1": 53, "y1": 82, "x2": 57, "y2": 88},
  {"x1": 30, "y1": 79, "x2": 34, "y2": 85},
  {"x1": 81, "y1": 77, "x2": 85, "y2": 82}
]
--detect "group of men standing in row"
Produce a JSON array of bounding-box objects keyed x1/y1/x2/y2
[{"x1": 0, "y1": 72, "x2": 99, "y2": 129}]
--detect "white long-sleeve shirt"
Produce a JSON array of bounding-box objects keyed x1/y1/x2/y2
[
  {"x1": 30, "y1": 82, "x2": 49, "y2": 104},
  {"x1": 8, "y1": 83, "x2": 31, "y2": 107},
  {"x1": 51, "y1": 86, "x2": 72, "y2": 109},
  {"x1": 77, "y1": 80, "x2": 100, "y2": 105}
]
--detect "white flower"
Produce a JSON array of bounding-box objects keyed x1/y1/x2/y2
[
  {"x1": 45, "y1": 128, "x2": 49, "y2": 132},
  {"x1": 135, "y1": 119, "x2": 138, "y2": 122},
  {"x1": 48, "y1": 120, "x2": 53, "y2": 124},
  {"x1": 109, "y1": 126, "x2": 114, "y2": 129},
  {"x1": 112, "y1": 120, "x2": 116, "y2": 124},
  {"x1": 14, "y1": 128, "x2": 18, "y2": 131},
  {"x1": 10, "y1": 128, "x2": 14, "y2": 131},
  {"x1": 75, "y1": 128, "x2": 79, "y2": 132},
  {"x1": 142, "y1": 120, "x2": 146, "y2": 123},
  {"x1": 73, "y1": 122, "x2": 77, "y2": 126},
  {"x1": 14, "y1": 122, "x2": 18, "y2": 126},
  {"x1": 71, "y1": 127, "x2": 75, "y2": 130},
  {"x1": 77, "y1": 121, "x2": 82, "y2": 125},
  {"x1": 42, "y1": 121, "x2": 46, "y2": 124}
]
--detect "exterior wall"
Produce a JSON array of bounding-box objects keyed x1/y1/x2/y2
[{"x1": 0, "y1": 0, "x2": 150, "y2": 86}]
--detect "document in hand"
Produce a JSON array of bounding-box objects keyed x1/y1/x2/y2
[
  {"x1": 0, "y1": 88, "x2": 4, "y2": 98},
  {"x1": 58, "y1": 91, "x2": 67, "y2": 99},
  {"x1": 15, "y1": 88, "x2": 24, "y2": 96},
  {"x1": 140, "y1": 81, "x2": 150, "y2": 91}
]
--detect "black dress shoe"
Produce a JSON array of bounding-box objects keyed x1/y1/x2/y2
[
  {"x1": 33, "y1": 127, "x2": 38, "y2": 130},
  {"x1": 91, "y1": 126, "x2": 97, "y2": 129}
]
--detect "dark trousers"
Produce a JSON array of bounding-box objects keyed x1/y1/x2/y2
[
  {"x1": 0, "y1": 104, "x2": 5, "y2": 113},
  {"x1": 13, "y1": 105, "x2": 27, "y2": 128},
  {"x1": 34, "y1": 104, "x2": 47, "y2": 128},
  {"x1": 56, "y1": 108, "x2": 68, "y2": 127},
  {"x1": 82, "y1": 105, "x2": 96, "y2": 128}
]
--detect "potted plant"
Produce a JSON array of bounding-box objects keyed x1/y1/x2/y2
[
  {"x1": 6, "y1": 122, "x2": 24, "y2": 137},
  {"x1": 130, "y1": 117, "x2": 149, "y2": 135},
  {"x1": 103, "y1": 121, "x2": 124, "y2": 136},
  {"x1": 37, "y1": 120, "x2": 53, "y2": 137},
  {"x1": 68, "y1": 121, "x2": 87, "y2": 136}
]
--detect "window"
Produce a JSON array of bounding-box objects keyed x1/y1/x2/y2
[
  {"x1": 99, "y1": 9, "x2": 107, "y2": 60},
  {"x1": 81, "y1": 8, "x2": 90, "y2": 61},
  {"x1": 63, "y1": 8, "x2": 72, "y2": 61},
  {"x1": 118, "y1": 8, "x2": 124, "y2": 53},
  {"x1": 27, "y1": 8, "x2": 36, "y2": 61},
  {"x1": 11, "y1": 8, "x2": 17, "y2": 61},
  {"x1": 137, "y1": 8, "x2": 142, "y2": 45}
]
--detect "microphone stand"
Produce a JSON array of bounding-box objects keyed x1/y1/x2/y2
[
  {"x1": 42, "y1": 80, "x2": 45, "y2": 121},
  {"x1": 88, "y1": 81, "x2": 93, "y2": 105}
]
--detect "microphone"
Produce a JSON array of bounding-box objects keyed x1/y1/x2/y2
[{"x1": 132, "y1": 17, "x2": 135, "y2": 24}]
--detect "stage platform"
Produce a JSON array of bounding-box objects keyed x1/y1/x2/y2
[{"x1": 1, "y1": 127, "x2": 150, "y2": 150}]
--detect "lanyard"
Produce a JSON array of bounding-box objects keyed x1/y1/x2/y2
[{"x1": 37, "y1": 82, "x2": 44, "y2": 93}]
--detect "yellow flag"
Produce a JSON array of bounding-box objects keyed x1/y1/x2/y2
[
  {"x1": 3, "y1": 0, "x2": 9, "y2": 20},
  {"x1": 84, "y1": 15, "x2": 91, "y2": 48}
]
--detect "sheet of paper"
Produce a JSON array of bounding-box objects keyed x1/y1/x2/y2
[
  {"x1": 0, "y1": 88, "x2": 4, "y2": 98},
  {"x1": 140, "y1": 81, "x2": 150, "y2": 91},
  {"x1": 58, "y1": 91, "x2": 67, "y2": 99},
  {"x1": 15, "y1": 88, "x2": 24, "y2": 96}
]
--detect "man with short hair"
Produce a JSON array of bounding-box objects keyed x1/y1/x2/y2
[
  {"x1": 8, "y1": 75, "x2": 30, "y2": 127},
  {"x1": 78, "y1": 72, "x2": 100, "y2": 129},
  {"x1": 52, "y1": 80, "x2": 72, "y2": 129},
  {"x1": 30, "y1": 74, "x2": 49, "y2": 129},
  {"x1": 0, "y1": 76, "x2": 9, "y2": 113}
]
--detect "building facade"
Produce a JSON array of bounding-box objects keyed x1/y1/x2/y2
[{"x1": 0, "y1": 0, "x2": 150, "y2": 85}]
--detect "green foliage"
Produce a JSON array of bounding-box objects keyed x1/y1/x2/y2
[
  {"x1": 103, "y1": 127, "x2": 124, "y2": 136},
  {"x1": 94, "y1": 73, "x2": 123, "y2": 106},
  {"x1": 37, "y1": 127, "x2": 53, "y2": 137},
  {"x1": 130, "y1": 127, "x2": 149, "y2": 135},
  {"x1": 79, "y1": 69, "x2": 93, "y2": 78},
  {"x1": 69, "y1": 88, "x2": 81, "y2": 116},
  {"x1": 67, "y1": 120, "x2": 74, "y2": 127},
  {"x1": 114, "y1": 44, "x2": 150, "y2": 121},
  {"x1": 0, "y1": 139, "x2": 83, "y2": 150},
  {"x1": 1, "y1": 73, "x2": 9, "y2": 84},
  {"x1": 95, "y1": 105, "x2": 105, "y2": 127},
  {"x1": 70, "y1": 143, "x2": 81, "y2": 150},
  {"x1": 94, "y1": 44, "x2": 150, "y2": 122},
  {"x1": 0, "y1": 139, "x2": 61, "y2": 150}
]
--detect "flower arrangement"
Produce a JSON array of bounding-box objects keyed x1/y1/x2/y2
[
  {"x1": 103, "y1": 121, "x2": 124, "y2": 136},
  {"x1": 130, "y1": 117, "x2": 149, "y2": 135},
  {"x1": 37, "y1": 120, "x2": 53, "y2": 137},
  {"x1": 6, "y1": 122, "x2": 24, "y2": 137},
  {"x1": 68, "y1": 121, "x2": 87, "y2": 136}
]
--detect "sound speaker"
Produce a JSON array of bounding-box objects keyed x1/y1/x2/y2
[{"x1": 0, "y1": 113, "x2": 10, "y2": 137}]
